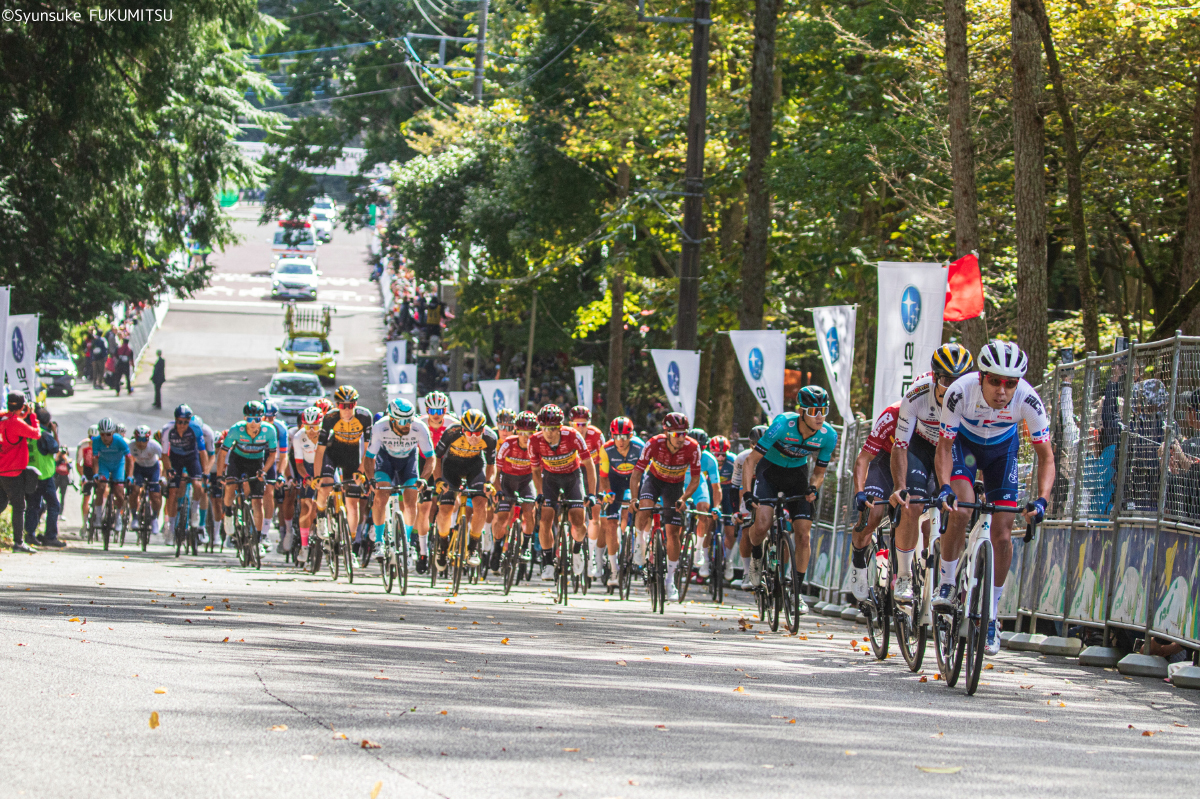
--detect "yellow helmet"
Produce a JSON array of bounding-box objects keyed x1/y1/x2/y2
[
  {"x1": 460, "y1": 408, "x2": 488, "y2": 432},
  {"x1": 931, "y1": 343, "x2": 973, "y2": 380},
  {"x1": 333, "y1": 385, "x2": 359, "y2": 404}
]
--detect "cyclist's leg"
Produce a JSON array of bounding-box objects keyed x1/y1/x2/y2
[
  {"x1": 940, "y1": 438, "x2": 979, "y2": 563},
  {"x1": 895, "y1": 437, "x2": 937, "y2": 576},
  {"x1": 978, "y1": 434, "x2": 1022, "y2": 616}
]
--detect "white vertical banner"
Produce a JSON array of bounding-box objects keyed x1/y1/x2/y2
[
  {"x1": 873, "y1": 262, "x2": 947, "y2": 419},
  {"x1": 5, "y1": 314, "x2": 38, "y2": 402},
  {"x1": 384, "y1": 339, "x2": 407, "y2": 385},
  {"x1": 0, "y1": 288, "x2": 10, "y2": 388},
  {"x1": 392, "y1": 363, "x2": 416, "y2": 385},
  {"x1": 478, "y1": 379, "x2": 521, "y2": 423},
  {"x1": 649, "y1": 349, "x2": 701, "y2": 422},
  {"x1": 449, "y1": 391, "x2": 485, "y2": 415},
  {"x1": 728, "y1": 330, "x2": 787, "y2": 421},
  {"x1": 572, "y1": 366, "x2": 594, "y2": 410},
  {"x1": 811, "y1": 305, "x2": 857, "y2": 422}
]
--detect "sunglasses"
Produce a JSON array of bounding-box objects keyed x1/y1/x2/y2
[
  {"x1": 499, "y1": 424, "x2": 514, "y2": 431},
  {"x1": 667, "y1": 431, "x2": 686, "y2": 438},
  {"x1": 985, "y1": 375, "x2": 1019, "y2": 389},
  {"x1": 936, "y1": 375, "x2": 956, "y2": 388},
  {"x1": 803, "y1": 406, "x2": 828, "y2": 417},
  {"x1": 429, "y1": 409, "x2": 445, "y2": 416},
  {"x1": 539, "y1": 424, "x2": 559, "y2": 431},
  {"x1": 337, "y1": 402, "x2": 357, "y2": 409},
  {"x1": 614, "y1": 434, "x2": 631, "y2": 441},
  {"x1": 245, "y1": 416, "x2": 262, "y2": 423}
]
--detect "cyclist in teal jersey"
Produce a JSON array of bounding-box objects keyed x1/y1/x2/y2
[
  {"x1": 681, "y1": 428, "x2": 722, "y2": 579},
  {"x1": 740, "y1": 386, "x2": 838, "y2": 611},
  {"x1": 217, "y1": 401, "x2": 279, "y2": 544}
]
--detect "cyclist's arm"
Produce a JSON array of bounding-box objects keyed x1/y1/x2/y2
[
  {"x1": 583, "y1": 457, "x2": 597, "y2": 496},
  {"x1": 1031, "y1": 439, "x2": 1056, "y2": 506},
  {"x1": 531, "y1": 463, "x2": 543, "y2": 495},
  {"x1": 124, "y1": 454, "x2": 134, "y2": 477},
  {"x1": 313, "y1": 443, "x2": 326, "y2": 479},
  {"x1": 809, "y1": 463, "x2": 829, "y2": 494},
  {"x1": 432, "y1": 455, "x2": 444, "y2": 482},
  {"x1": 485, "y1": 462, "x2": 496, "y2": 483},
  {"x1": 263, "y1": 449, "x2": 276, "y2": 475},
  {"x1": 216, "y1": 446, "x2": 228, "y2": 475},
  {"x1": 742, "y1": 449, "x2": 763, "y2": 489},
  {"x1": 420, "y1": 452, "x2": 435, "y2": 480},
  {"x1": 934, "y1": 436, "x2": 955, "y2": 488},
  {"x1": 362, "y1": 454, "x2": 375, "y2": 479},
  {"x1": 853, "y1": 447, "x2": 873, "y2": 494},
  {"x1": 628, "y1": 467, "x2": 642, "y2": 503}
]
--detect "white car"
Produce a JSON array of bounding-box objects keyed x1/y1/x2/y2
[
  {"x1": 310, "y1": 208, "x2": 334, "y2": 242},
  {"x1": 258, "y1": 372, "x2": 326, "y2": 424},
  {"x1": 271, "y1": 257, "x2": 320, "y2": 300},
  {"x1": 272, "y1": 222, "x2": 317, "y2": 255}
]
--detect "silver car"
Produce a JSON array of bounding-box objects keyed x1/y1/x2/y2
[
  {"x1": 258, "y1": 372, "x2": 325, "y2": 423},
  {"x1": 36, "y1": 342, "x2": 77, "y2": 396}
]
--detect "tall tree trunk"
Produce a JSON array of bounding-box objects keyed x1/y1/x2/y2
[
  {"x1": 606, "y1": 162, "x2": 631, "y2": 422},
  {"x1": 944, "y1": 0, "x2": 988, "y2": 356},
  {"x1": 1153, "y1": 71, "x2": 1200, "y2": 338},
  {"x1": 695, "y1": 341, "x2": 712, "y2": 430},
  {"x1": 739, "y1": 0, "x2": 778, "y2": 436},
  {"x1": 1011, "y1": 0, "x2": 1049, "y2": 377},
  {"x1": 1021, "y1": 0, "x2": 1100, "y2": 352},
  {"x1": 711, "y1": 334, "x2": 736, "y2": 437}
]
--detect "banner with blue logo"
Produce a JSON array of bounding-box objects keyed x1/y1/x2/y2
[
  {"x1": 449, "y1": 391, "x2": 485, "y2": 416},
  {"x1": 5, "y1": 313, "x2": 38, "y2": 402},
  {"x1": 477, "y1": 379, "x2": 521, "y2": 424},
  {"x1": 572, "y1": 365, "x2": 594, "y2": 411},
  {"x1": 384, "y1": 340, "x2": 407, "y2": 386},
  {"x1": 649, "y1": 349, "x2": 700, "y2": 423},
  {"x1": 873, "y1": 262, "x2": 947, "y2": 418},
  {"x1": 0, "y1": 288, "x2": 10, "y2": 391},
  {"x1": 728, "y1": 330, "x2": 786, "y2": 421},
  {"x1": 811, "y1": 305, "x2": 856, "y2": 422}
]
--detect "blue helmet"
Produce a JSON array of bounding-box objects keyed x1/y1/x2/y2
[
  {"x1": 373, "y1": 411, "x2": 385, "y2": 423},
  {"x1": 173, "y1": 404, "x2": 193, "y2": 420},
  {"x1": 262, "y1": 401, "x2": 279, "y2": 417},
  {"x1": 388, "y1": 398, "x2": 416, "y2": 423}
]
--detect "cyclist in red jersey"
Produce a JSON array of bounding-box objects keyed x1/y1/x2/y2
[
  {"x1": 483, "y1": 408, "x2": 516, "y2": 552},
  {"x1": 628, "y1": 412, "x2": 701, "y2": 601},
  {"x1": 568, "y1": 405, "x2": 606, "y2": 579},
  {"x1": 417, "y1": 390, "x2": 455, "y2": 565},
  {"x1": 528, "y1": 405, "x2": 598, "y2": 582},
  {"x1": 490, "y1": 411, "x2": 535, "y2": 570}
]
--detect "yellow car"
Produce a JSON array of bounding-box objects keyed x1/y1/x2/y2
[{"x1": 276, "y1": 335, "x2": 337, "y2": 384}]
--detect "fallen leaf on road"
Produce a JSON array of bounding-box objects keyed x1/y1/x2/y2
[
  {"x1": 931, "y1": 732, "x2": 944, "y2": 738},
  {"x1": 374, "y1": 676, "x2": 390, "y2": 680},
  {"x1": 861, "y1": 637, "x2": 868, "y2": 643},
  {"x1": 471, "y1": 675, "x2": 481, "y2": 680},
  {"x1": 1174, "y1": 722, "x2": 1188, "y2": 728},
  {"x1": 149, "y1": 712, "x2": 159, "y2": 729},
  {"x1": 917, "y1": 766, "x2": 962, "y2": 774},
  {"x1": 1142, "y1": 730, "x2": 1155, "y2": 737},
  {"x1": 1020, "y1": 685, "x2": 1033, "y2": 689},
  {"x1": 445, "y1": 659, "x2": 456, "y2": 663},
  {"x1": 439, "y1": 710, "x2": 448, "y2": 715},
  {"x1": 789, "y1": 719, "x2": 796, "y2": 724},
  {"x1": 845, "y1": 750, "x2": 857, "y2": 756},
  {"x1": 222, "y1": 637, "x2": 229, "y2": 642},
  {"x1": 933, "y1": 673, "x2": 941, "y2": 681},
  {"x1": 616, "y1": 660, "x2": 627, "y2": 666},
  {"x1": 361, "y1": 740, "x2": 381, "y2": 749},
  {"x1": 798, "y1": 634, "x2": 808, "y2": 640},
  {"x1": 501, "y1": 638, "x2": 509, "y2": 645},
  {"x1": 371, "y1": 781, "x2": 382, "y2": 799},
  {"x1": 984, "y1": 664, "x2": 994, "y2": 670},
  {"x1": 447, "y1": 627, "x2": 457, "y2": 630},
  {"x1": 271, "y1": 725, "x2": 288, "y2": 732},
  {"x1": 1058, "y1": 702, "x2": 1066, "y2": 707},
  {"x1": 68, "y1": 617, "x2": 80, "y2": 622},
  {"x1": 154, "y1": 688, "x2": 167, "y2": 694},
  {"x1": 563, "y1": 748, "x2": 580, "y2": 752},
  {"x1": 351, "y1": 628, "x2": 359, "y2": 632},
  {"x1": 302, "y1": 755, "x2": 317, "y2": 761},
  {"x1": 919, "y1": 676, "x2": 928, "y2": 683},
  {"x1": 333, "y1": 733, "x2": 348, "y2": 739},
  {"x1": 655, "y1": 725, "x2": 668, "y2": 730},
  {"x1": 204, "y1": 606, "x2": 214, "y2": 611},
  {"x1": 1034, "y1": 719, "x2": 1048, "y2": 723},
  {"x1": 733, "y1": 686, "x2": 745, "y2": 693},
  {"x1": 827, "y1": 634, "x2": 834, "y2": 639}
]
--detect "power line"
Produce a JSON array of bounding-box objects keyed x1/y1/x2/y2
[
  {"x1": 252, "y1": 37, "x2": 400, "y2": 58},
  {"x1": 263, "y1": 84, "x2": 423, "y2": 108}
]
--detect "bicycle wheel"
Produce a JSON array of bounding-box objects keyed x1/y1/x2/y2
[
  {"x1": 502, "y1": 524, "x2": 518, "y2": 596},
  {"x1": 896, "y1": 551, "x2": 928, "y2": 672},
  {"x1": 709, "y1": 538, "x2": 724, "y2": 604},
  {"x1": 779, "y1": 535, "x2": 799, "y2": 634},
  {"x1": 451, "y1": 527, "x2": 466, "y2": 596},
  {"x1": 395, "y1": 508, "x2": 409, "y2": 596},
  {"x1": 964, "y1": 541, "x2": 993, "y2": 696},
  {"x1": 309, "y1": 535, "x2": 323, "y2": 574},
  {"x1": 654, "y1": 533, "x2": 666, "y2": 614},
  {"x1": 556, "y1": 521, "x2": 570, "y2": 606},
  {"x1": 931, "y1": 539, "x2": 957, "y2": 684},
  {"x1": 326, "y1": 517, "x2": 340, "y2": 580},
  {"x1": 101, "y1": 497, "x2": 114, "y2": 551},
  {"x1": 678, "y1": 529, "x2": 695, "y2": 602},
  {"x1": 250, "y1": 524, "x2": 262, "y2": 569},
  {"x1": 341, "y1": 515, "x2": 355, "y2": 583}
]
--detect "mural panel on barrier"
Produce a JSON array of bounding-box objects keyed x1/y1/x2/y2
[
  {"x1": 1109, "y1": 525, "x2": 1155, "y2": 627},
  {"x1": 1065, "y1": 527, "x2": 1110, "y2": 623},
  {"x1": 808, "y1": 526, "x2": 835, "y2": 590},
  {"x1": 1034, "y1": 523, "x2": 1070, "y2": 617},
  {"x1": 1150, "y1": 531, "x2": 1199, "y2": 642},
  {"x1": 997, "y1": 537, "x2": 1026, "y2": 618},
  {"x1": 1018, "y1": 531, "x2": 1038, "y2": 615}
]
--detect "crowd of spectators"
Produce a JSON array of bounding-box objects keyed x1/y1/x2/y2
[{"x1": 0, "y1": 392, "x2": 63, "y2": 551}]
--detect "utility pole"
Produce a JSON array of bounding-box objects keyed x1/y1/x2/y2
[
  {"x1": 523, "y1": 289, "x2": 538, "y2": 409},
  {"x1": 473, "y1": 0, "x2": 490, "y2": 103},
  {"x1": 638, "y1": 0, "x2": 711, "y2": 351}
]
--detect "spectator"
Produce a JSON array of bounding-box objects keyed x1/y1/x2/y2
[
  {"x1": 0, "y1": 393, "x2": 42, "y2": 552},
  {"x1": 89, "y1": 330, "x2": 107, "y2": 389},
  {"x1": 115, "y1": 337, "x2": 134, "y2": 394},
  {"x1": 26, "y1": 406, "x2": 62, "y2": 547},
  {"x1": 54, "y1": 447, "x2": 71, "y2": 507},
  {"x1": 151, "y1": 350, "x2": 166, "y2": 409},
  {"x1": 104, "y1": 352, "x2": 118, "y2": 393},
  {"x1": 105, "y1": 324, "x2": 118, "y2": 354}
]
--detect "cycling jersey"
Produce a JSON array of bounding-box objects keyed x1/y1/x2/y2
[
  {"x1": 864, "y1": 401, "x2": 901, "y2": 455},
  {"x1": 268, "y1": 419, "x2": 288, "y2": 455},
  {"x1": 755, "y1": 413, "x2": 839, "y2": 469},
  {"x1": 895, "y1": 373, "x2": 942, "y2": 448},
  {"x1": 682, "y1": 449, "x2": 720, "y2": 504},
  {"x1": 318, "y1": 407, "x2": 374, "y2": 451},
  {"x1": 571, "y1": 424, "x2": 604, "y2": 462},
  {"x1": 164, "y1": 419, "x2": 209, "y2": 459},
  {"x1": 599, "y1": 439, "x2": 643, "y2": 481},
  {"x1": 291, "y1": 428, "x2": 318, "y2": 466},
  {"x1": 77, "y1": 438, "x2": 95, "y2": 470},
  {"x1": 730, "y1": 449, "x2": 753, "y2": 490},
  {"x1": 435, "y1": 424, "x2": 498, "y2": 464},
  {"x1": 222, "y1": 421, "x2": 279, "y2": 459},
  {"x1": 366, "y1": 417, "x2": 433, "y2": 460},
  {"x1": 939, "y1": 375, "x2": 1051, "y2": 445},
  {"x1": 634, "y1": 434, "x2": 701, "y2": 484},
  {"x1": 130, "y1": 439, "x2": 163, "y2": 468},
  {"x1": 425, "y1": 414, "x2": 459, "y2": 448},
  {"x1": 528, "y1": 427, "x2": 590, "y2": 475},
  {"x1": 92, "y1": 435, "x2": 130, "y2": 468},
  {"x1": 718, "y1": 454, "x2": 735, "y2": 486},
  {"x1": 497, "y1": 436, "x2": 532, "y2": 476}
]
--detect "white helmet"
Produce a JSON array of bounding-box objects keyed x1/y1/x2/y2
[
  {"x1": 301, "y1": 406, "x2": 322, "y2": 425},
  {"x1": 87, "y1": 424, "x2": 100, "y2": 437},
  {"x1": 425, "y1": 391, "x2": 449, "y2": 411},
  {"x1": 97, "y1": 417, "x2": 116, "y2": 434},
  {"x1": 977, "y1": 340, "x2": 1028, "y2": 379}
]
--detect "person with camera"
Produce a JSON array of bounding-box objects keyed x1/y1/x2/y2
[{"x1": 0, "y1": 393, "x2": 43, "y2": 552}]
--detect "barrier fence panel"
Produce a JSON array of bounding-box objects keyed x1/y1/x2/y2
[{"x1": 807, "y1": 421, "x2": 850, "y2": 597}]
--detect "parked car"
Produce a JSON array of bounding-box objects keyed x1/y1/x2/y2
[
  {"x1": 310, "y1": 208, "x2": 334, "y2": 242},
  {"x1": 258, "y1": 372, "x2": 326, "y2": 422},
  {"x1": 36, "y1": 341, "x2": 77, "y2": 396},
  {"x1": 270, "y1": 257, "x2": 319, "y2": 301},
  {"x1": 276, "y1": 335, "x2": 337, "y2": 384}
]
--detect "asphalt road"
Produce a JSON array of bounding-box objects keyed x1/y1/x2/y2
[{"x1": 1, "y1": 543, "x2": 1198, "y2": 799}]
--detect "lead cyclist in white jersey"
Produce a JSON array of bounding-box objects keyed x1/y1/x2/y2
[{"x1": 933, "y1": 340, "x2": 1056, "y2": 655}]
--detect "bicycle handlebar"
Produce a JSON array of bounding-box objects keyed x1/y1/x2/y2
[{"x1": 946, "y1": 500, "x2": 1041, "y2": 542}]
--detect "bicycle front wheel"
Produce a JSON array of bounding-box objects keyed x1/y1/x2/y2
[
  {"x1": 342, "y1": 517, "x2": 355, "y2": 583},
  {"x1": 896, "y1": 552, "x2": 927, "y2": 672},
  {"x1": 678, "y1": 529, "x2": 695, "y2": 602},
  {"x1": 618, "y1": 527, "x2": 634, "y2": 601},
  {"x1": 556, "y1": 522, "x2": 570, "y2": 606},
  {"x1": 964, "y1": 541, "x2": 993, "y2": 696},
  {"x1": 654, "y1": 534, "x2": 666, "y2": 614},
  {"x1": 778, "y1": 535, "x2": 798, "y2": 634}
]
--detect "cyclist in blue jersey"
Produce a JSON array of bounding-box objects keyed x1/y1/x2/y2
[
  {"x1": 741, "y1": 386, "x2": 839, "y2": 611},
  {"x1": 217, "y1": 401, "x2": 279, "y2": 545},
  {"x1": 363, "y1": 398, "x2": 435, "y2": 562},
  {"x1": 261, "y1": 402, "x2": 291, "y2": 553},
  {"x1": 90, "y1": 417, "x2": 133, "y2": 525},
  {"x1": 682, "y1": 428, "x2": 722, "y2": 580},
  {"x1": 598, "y1": 416, "x2": 643, "y2": 587},
  {"x1": 934, "y1": 341, "x2": 1055, "y2": 655},
  {"x1": 163, "y1": 404, "x2": 212, "y2": 544}
]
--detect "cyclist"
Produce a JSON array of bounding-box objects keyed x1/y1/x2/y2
[
  {"x1": 491, "y1": 410, "x2": 538, "y2": 571},
  {"x1": 432, "y1": 408, "x2": 497, "y2": 571},
  {"x1": 734, "y1": 425, "x2": 768, "y2": 590},
  {"x1": 934, "y1": 340, "x2": 1055, "y2": 655},
  {"x1": 364, "y1": 398, "x2": 434, "y2": 564},
  {"x1": 75, "y1": 424, "x2": 99, "y2": 527},
  {"x1": 740, "y1": 387, "x2": 838, "y2": 614},
  {"x1": 710, "y1": 435, "x2": 739, "y2": 586},
  {"x1": 291, "y1": 407, "x2": 321, "y2": 563},
  {"x1": 261, "y1": 402, "x2": 291, "y2": 553},
  {"x1": 598, "y1": 416, "x2": 643, "y2": 587},
  {"x1": 683, "y1": 428, "x2": 722, "y2": 581},
  {"x1": 161, "y1": 405, "x2": 212, "y2": 545},
  {"x1": 568, "y1": 405, "x2": 606, "y2": 580},
  {"x1": 875, "y1": 343, "x2": 976, "y2": 604},
  {"x1": 529, "y1": 404, "x2": 596, "y2": 581},
  {"x1": 494, "y1": 408, "x2": 516, "y2": 444},
  {"x1": 206, "y1": 428, "x2": 228, "y2": 546},
  {"x1": 313, "y1": 386, "x2": 373, "y2": 549},
  {"x1": 417, "y1": 391, "x2": 457, "y2": 567},
  {"x1": 628, "y1": 412, "x2": 702, "y2": 602},
  {"x1": 191, "y1": 415, "x2": 217, "y2": 541},
  {"x1": 90, "y1": 417, "x2": 132, "y2": 530},
  {"x1": 848, "y1": 399, "x2": 901, "y2": 600},
  {"x1": 218, "y1": 401, "x2": 279, "y2": 546},
  {"x1": 127, "y1": 425, "x2": 164, "y2": 540}
]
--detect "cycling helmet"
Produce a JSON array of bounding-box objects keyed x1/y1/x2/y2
[
  {"x1": 115, "y1": 422, "x2": 127, "y2": 436},
  {"x1": 569, "y1": 405, "x2": 591, "y2": 422},
  {"x1": 425, "y1": 391, "x2": 450, "y2": 411},
  {"x1": 173, "y1": 404, "x2": 193, "y2": 420},
  {"x1": 333, "y1": 385, "x2": 359, "y2": 404},
  {"x1": 797, "y1": 386, "x2": 830, "y2": 411},
  {"x1": 515, "y1": 411, "x2": 538, "y2": 432},
  {"x1": 977, "y1": 340, "x2": 1028, "y2": 379},
  {"x1": 313, "y1": 398, "x2": 333, "y2": 416},
  {"x1": 689, "y1": 428, "x2": 710, "y2": 449},
  {"x1": 301, "y1": 406, "x2": 322, "y2": 425},
  {"x1": 749, "y1": 424, "x2": 768, "y2": 446},
  {"x1": 388, "y1": 398, "x2": 416, "y2": 423},
  {"x1": 931, "y1": 343, "x2": 974, "y2": 380},
  {"x1": 709, "y1": 435, "x2": 731, "y2": 456},
  {"x1": 460, "y1": 408, "x2": 487, "y2": 432},
  {"x1": 610, "y1": 416, "x2": 634, "y2": 437},
  {"x1": 373, "y1": 411, "x2": 385, "y2": 423},
  {"x1": 134, "y1": 424, "x2": 151, "y2": 441},
  {"x1": 243, "y1": 400, "x2": 265, "y2": 417},
  {"x1": 662, "y1": 412, "x2": 689, "y2": 432},
  {"x1": 97, "y1": 417, "x2": 116, "y2": 434},
  {"x1": 262, "y1": 401, "x2": 279, "y2": 417},
  {"x1": 537, "y1": 404, "x2": 564, "y2": 427},
  {"x1": 87, "y1": 424, "x2": 99, "y2": 437},
  {"x1": 496, "y1": 408, "x2": 515, "y2": 426}
]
